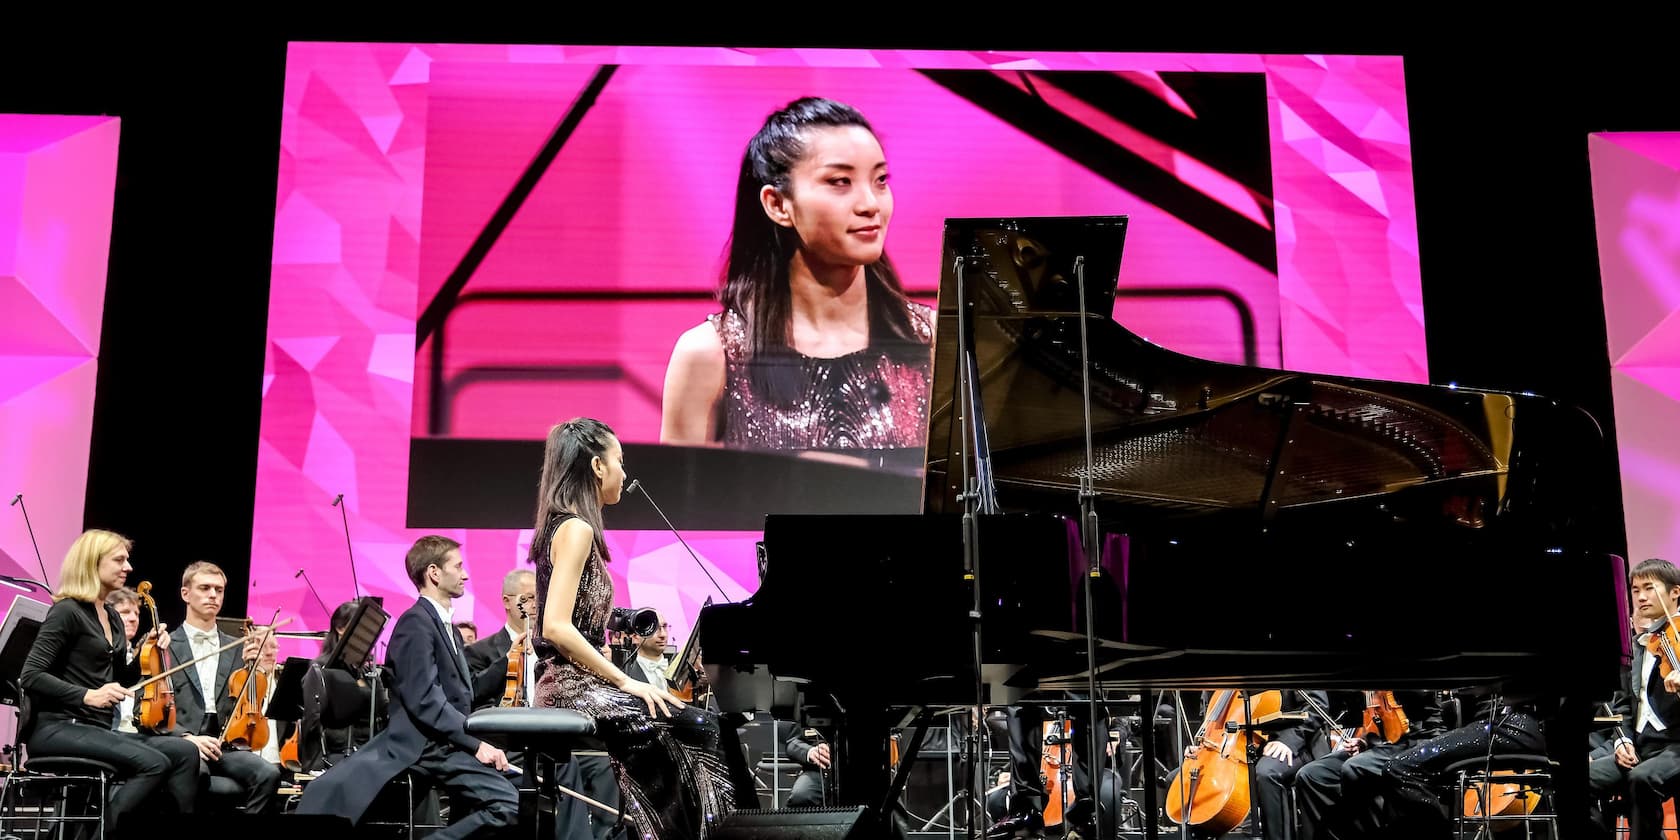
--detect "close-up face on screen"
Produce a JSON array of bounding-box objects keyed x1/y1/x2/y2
[{"x1": 253, "y1": 45, "x2": 1421, "y2": 647}]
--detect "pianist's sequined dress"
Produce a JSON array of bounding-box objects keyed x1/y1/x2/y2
[
  {"x1": 710, "y1": 302, "x2": 934, "y2": 449},
  {"x1": 532, "y1": 511, "x2": 735, "y2": 840}
]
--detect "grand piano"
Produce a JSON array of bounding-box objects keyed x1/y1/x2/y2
[{"x1": 701, "y1": 216, "x2": 1628, "y2": 837}]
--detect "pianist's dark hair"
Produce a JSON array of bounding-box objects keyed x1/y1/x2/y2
[
  {"x1": 533, "y1": 417, "x2": 615, "y2": 563},
  {"x1": 720, "y1": 96, "x2": 923, "y2": 406},
  {"x1": 1632, "y1": 557, "x2": 1680, "y2": 590}
]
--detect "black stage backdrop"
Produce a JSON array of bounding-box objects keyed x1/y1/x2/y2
[{"x1": 0, "y1": 19, "x2": 1668, "y2": 625}]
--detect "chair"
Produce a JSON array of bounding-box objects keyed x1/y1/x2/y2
[
  {"x1": 361, "y1": 768, "x2": 446, "y2": 840},
  {"x1": 1449, "y1": 753, "x2": 1558, "y2": 839},
  {"x1": 0, "y1": 755, "x2": 119, "y2": 840},
  {"x1": 465, "y1": 707, "x2": 596, "y2": 840}
]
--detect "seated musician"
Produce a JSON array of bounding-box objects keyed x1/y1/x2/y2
[
  {"x1": 299, "y1": 600, "x2": 393, "y2": 771},
  {"x1": 105, "y1": 586, "x2": 142, "y2": 734},
  {"x1": 1587, "y1": 691, "x2": 1633, "y2": 837},
  {"x1": 1293, "y1": 690, "x2": 1446, "y2": 840},
  {"x1": 166, "y1": 561, "x2": 284, "y2": 813},
  {"x1": 464, "y1": 568, "x2": 536, "y2": 709},
  {"x1": 782, "y1": 722, "x2": 831, "y2": 808},
  {"x1": 455, "y1": 621, "x2": 479, "y2": 647},
  {"x1": 1167, "y1": 690, "x2": 1328, "y2": 840},
  {"x1": 298, "y1": 535, "x2": 518, "y2": 839},
  {"x1": 19, "y1": 529, "x2": 200, "y2": 834},
  {"x1": 1584, "y1": 558, "x2": 1680, "y2": 840},
  {"x1": 992, "y1": 701, "x2": 1123, "y2": 838}
]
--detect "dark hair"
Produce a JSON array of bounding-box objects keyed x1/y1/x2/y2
[
  {"x1": 405, "y1": 535, "x2": 462, "y2": 590},
  {"x1": 454, "y1": 621, "x2": 478, "y2": 634},
  {"x1": 534, "y1": 418, "x2": 615, "y2": 563},
  {"x1": 722, "y1": 96, "x2": 922, "y2": 405},
  {"x1": 1633, "y1": 558, "x2": 1680, "y2": 590},
  {"x1": 316, "y1": 600, "x2": 362, "y2": 664}
]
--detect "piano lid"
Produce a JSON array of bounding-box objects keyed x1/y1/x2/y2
[{"x1": 924, "y1": 216, "x2": 1519, "y2": 522}]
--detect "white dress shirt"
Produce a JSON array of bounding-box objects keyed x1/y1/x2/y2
[
  {"x1": 423, "y1": 596, "x2": 457, "y2": 651},
  {"x1": 1640, "y1": 645, "x2": 1670, "y2": 734},
  {"x1": 186, "y1": 624, "x2": 222, "y2": 702},
  {"x1": 636, "y1": 654, "x2": 667, "y2": 691}
]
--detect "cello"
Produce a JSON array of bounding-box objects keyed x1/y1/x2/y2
[
  {"x1": 131, "y1": 583, "x2": 176, "y2": 734},
  {"x1": 1164, "y1": 689, "x2": 1282, "y2": 836},
  {"x1": 221, "y1": 619, "x2": 278, "y2": 752}
]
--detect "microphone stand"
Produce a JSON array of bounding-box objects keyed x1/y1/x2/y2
[
  {"x1": 953, "y1": 252, "x2": 999, "y2": 840},
  {"x1": 9, "y1": 494, "x2": 52, "y2": 587},
  {"x1": 1073, "y1": 255, "x2": 1115, "y2": 840},
  {"x1": 295, "y1": 569, "x2": 332, "y2": 619},
  {"x1": 624, "y1": 480, "x2": 731, "y2": 603},
  {"x1": 331, "y1": 494, "x2": 362, "y2": 598}
]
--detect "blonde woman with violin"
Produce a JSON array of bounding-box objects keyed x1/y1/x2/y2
[{"x1": 19, "y1": 529, "x2": 200, "y2": 834}]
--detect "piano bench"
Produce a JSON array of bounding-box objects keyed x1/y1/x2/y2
[
  {"x1": 467, "y1": 708, "x2": 598, "y2": 840},
  {"x1": 1446, "y1": 753, "x2": 1557, "y2": 839}
]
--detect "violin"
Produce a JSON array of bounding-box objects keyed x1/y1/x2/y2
[
  {"x1": 501, "y1": 598, "x2": 531, "y2": 708},
  {"x1": 131, "y1": 583, "x2": 176, "y2": 734},
  {"x1": 1361, "y1": 691, "x2": 1410, "y2": 745},
  {"x1": 221, "y1": 619, "x2": 276, "y2": 751},
  {"x1": 1164, "y1": 689, "x2": 1282, "y2": 836}
]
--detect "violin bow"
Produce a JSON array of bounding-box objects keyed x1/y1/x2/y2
[{"x1": 126, "y1": 617, "x2": 296, "y2": 692}]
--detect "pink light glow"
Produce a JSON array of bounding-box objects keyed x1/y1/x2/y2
[{"x1": 253, "y1": 45, "x2": 1425, "y2": 648}]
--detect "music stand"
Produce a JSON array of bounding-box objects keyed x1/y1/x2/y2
[
  {"x1": 321, "y1": 597, "x2": 388, "y2": 743},
  {"x1": 265, "y1": 656, "x2": 312, "y2": 724},
  {"x1": 0, "y1": 594, "x2": 51, "y2": 769}
]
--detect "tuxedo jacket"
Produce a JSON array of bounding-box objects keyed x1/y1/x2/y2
[
  {"x1": 298, "y1": 600, "x2": 486, "y2": 824},
  {"x1": 166, "y1": 624, "x2": 245, "y2": 736}
]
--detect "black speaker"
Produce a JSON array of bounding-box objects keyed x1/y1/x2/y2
[{"x1": 712, "y1": 806, "x2": 877, "y2": 840}]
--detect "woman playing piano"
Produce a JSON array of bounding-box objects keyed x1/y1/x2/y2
[
  {"x1": 660, "y1": 96, "x2": 934, "y2": 451},
  {"x1": 19, "y1": 529, "x2": 200, "y2": 833},
  {"x1": 529, "y1": 417, "x2": 754, "y2": 840}
]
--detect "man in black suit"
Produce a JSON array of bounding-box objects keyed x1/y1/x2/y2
[
  {"x1": 167, "y1": 561, "x2": 283, "y2": 814},
  {"x1": 620, "y1": 610, "x2": 669, "y2": 690},
  {"x1": 1590, "y1": 558, "x2": 1680, "y2": 840},
  {"x1": 299, "y1": 536, "x2": 519, "y2": 839},
  {"x1": 465, "y1": 568, "x2": 535, "y2": 709}
]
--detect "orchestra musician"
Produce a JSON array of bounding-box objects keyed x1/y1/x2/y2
[
  {"x1": 105, "y1": 586, "x2": 143, "y2": 734},
  {"x1": 454, "y1": 621, "x2": 479, "y2": 647},
  {"x1": 1293, "y1": 690, "x2": 1446, "y2": 840},
  {"x1": 991, "y1": 702, "x2": 1118, "y2": 838},
  {"x1": 19, "y1": 529, "x2": 200, "y2": 834},
  {"x1": 298, "y1": 536, "x2": 519, "y2": 839},
  {"x1": 1587, "y1": 558, "x2": 1680, "y2": 839},
  {"x1": 463, "y1": 568, "x2": 536, "y2": 709},
  {"x1": 298, "y1": 600, "x2": 390, "y2": 772},
  {"x1": 165, "y1": 560, "x2": 283, "y2": 814},
  {"x1": 1382, "y1": 691, "x2": 1548, "y2": 835},
  {"x1": 529, "y1": 417, "x2": 754, "y2": 840}
]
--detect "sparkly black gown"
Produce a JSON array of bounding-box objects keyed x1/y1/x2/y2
[{"x1": 532, "y1": 512, "x2": 738, "y2": 840}]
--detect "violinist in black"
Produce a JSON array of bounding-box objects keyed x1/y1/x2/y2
[
  {"x1": 19, "y1": 529, "x2": 199, "y2": 835},
  {"x1": 1589, "y1": 558, "x2": 1680, "y2": 840},
  {"x1": 1293, "y1": 690, "x2": 1446, "y2": 840}
]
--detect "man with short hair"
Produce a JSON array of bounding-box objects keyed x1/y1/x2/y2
[
  {"x1": 299, "y1": 536, "x2": 519, "y2": 840},
  {"x1": 455, "y1": 621, "x2": 479, "y2": 647},
  {"x1": 105, "y1": 587, "x2": 142, "y2": 733},
  {"x1": 465, "y1": 568, "x2": 536, "y2": 709},
  {"x1": 167, "y1": 561, "x2": 283, "y2": 814},
  {"x1": 1588, "y1": 557, "x2": 1680, "y2": 839}
]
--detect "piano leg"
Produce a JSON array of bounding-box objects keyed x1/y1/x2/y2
[{"x1": 1545, "y1": 695, "x2": 1592, "y2": 840}]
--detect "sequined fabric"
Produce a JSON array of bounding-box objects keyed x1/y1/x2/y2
[
  {"x1": 709, "y1": 303, "x2": 934, "y2": 450},
  {"x1": 532, "y1": 512, "x2": 735, "y2": 840},
  {"x1": 1384, "y1": 711, "x2": 1545, "y2": 836}
]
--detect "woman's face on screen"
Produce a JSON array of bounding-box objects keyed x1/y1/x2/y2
[{"x1": 769, "y1": 125, "x2": 892, "y2": 269}]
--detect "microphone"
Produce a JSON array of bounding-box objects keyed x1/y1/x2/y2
[
  {"x1": 623, "y1": 479, "x2": 731, "y2": 603},
  {"x1": 9, "y1": 495, "x2": 20, "y2": 506},
  {"x1": 332, "y1": 494, "x2": 344, "y2": 507}
]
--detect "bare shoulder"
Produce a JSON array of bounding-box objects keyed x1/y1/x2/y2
[
  {"x1": 551, "y1": 518, "x2": 596, "y2": 559},
  {"x1": 670, "y1": 321, "x2": 725, "y2": 368}
]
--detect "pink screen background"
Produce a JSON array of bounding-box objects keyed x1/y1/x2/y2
[
  {"x1": 255, "y1": 45, "x2": 1423, "y2": 658},
  {"x1": 1590, "y1": 132, "x2": 1680, "y2": 574},
  {"x1": 0, "y1": 114, "x2": 120, "y2": 591}
]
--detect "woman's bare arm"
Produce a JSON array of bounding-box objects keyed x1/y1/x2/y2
[{"x1": 660, "y1": 323, "x2": 726, "y2": 444}]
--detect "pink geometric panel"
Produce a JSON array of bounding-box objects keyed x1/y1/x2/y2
[
  {"x1": 1591, "y1": 132, "x2": 1680, "y2": 567},
  {"x1": 252, "y1": 45, "x2": 1426, "y2": 652},
  {"x1": 0, "y1": 114, "x2": 120, "y2": 590}
]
